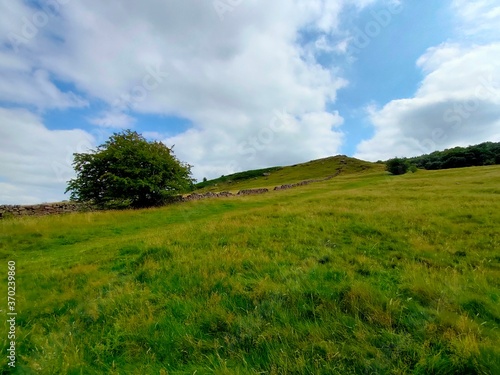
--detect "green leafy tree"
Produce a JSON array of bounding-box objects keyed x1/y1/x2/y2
[
  {"x1": 386, "y1": 157, "x2": 410, "y2": 175},
  {"x1": 66, "y1": 130, "x2": 193, "y2": 209},
  {"x1": 408, "y1": 141, "x2": 500, "y2": 170}
]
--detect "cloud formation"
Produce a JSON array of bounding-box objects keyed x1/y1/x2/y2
[
  {"x1": 0, "y1": 108, "x2": 93, "y2": 204},
  {"x1": 355, "y1": 2, "x2": 500, "y2": 161},
  {"x1": 1, "y1": 0, "x2": 364, "y2": 203}
]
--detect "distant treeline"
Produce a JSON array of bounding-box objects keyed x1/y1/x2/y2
[
  {"x1": 407, "y1": 142, "x2": 500, "y2": 170},
  {"x1": 195, "y1": 166, "x2": 282, "y2": 189}
]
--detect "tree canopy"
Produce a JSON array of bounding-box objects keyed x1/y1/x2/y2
[
  {"x1": 408, "y1": 142, "x2": 500, "y2": 170},
  {"x1": 66, "y1": 130, "x2": 193, "y2": 209},
  {"x1": 385, "y1": 141, "x2": 500, "y2": 175}
]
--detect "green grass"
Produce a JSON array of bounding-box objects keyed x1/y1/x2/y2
[
  {"x1": 194, "y1": 155, "x2": 381, "y2": 192},
  {"x1": 1, "y1": 166, "x2": 499, "y2": 374},
  {"x1": 194, "y1": 167, "x2": 283, "y2": 190}
]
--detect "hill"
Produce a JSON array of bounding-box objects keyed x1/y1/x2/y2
[
  {"x1": 195, "y1": 155, "x2": 382, "y2": 192},
  {"x1": 1, "y1": 165, "x2": 499, "y2": 373}
]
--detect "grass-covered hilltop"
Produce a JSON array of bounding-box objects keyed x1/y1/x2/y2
[
  {"x1": 194, "y1": 155, "x2": 377, "y2": 192},
  {"x1": 1, "y1": 155, "x2": 500, "y2": 374}
]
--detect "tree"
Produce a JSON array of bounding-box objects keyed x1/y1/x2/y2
[
  {"x1": 66, "y1": 130, "x2": 193, "y2": 209},
  {"x1": 407, "y1": 141, "x2": 500, "y2": 170},
  {"x1": 386, "y1": 157, "x2": 409, "y2": 175}
]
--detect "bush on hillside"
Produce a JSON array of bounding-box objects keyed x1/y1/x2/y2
[{"x1": 386, "y1": 158, "x2": 410, "y2": 175}]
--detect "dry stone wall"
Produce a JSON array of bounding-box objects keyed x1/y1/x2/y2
[
  {"x1": 1, "y1": 167, "x2": 345, "y2": 219},
  {"x1": 182, "y1": 188, "x2": 269, "y2": 202},
  {"x1": 183, "y1": 191, "x2": 234, "y2": 201},
  {"x1": 237, "y1": 188, "x2": 269, "y2": 196},
  {"x1": 0, "y1": 202, "x2": 84, "y2": 219},
  {"x1": 274, "y1": 168, "x2": 342, "y2": 191}
]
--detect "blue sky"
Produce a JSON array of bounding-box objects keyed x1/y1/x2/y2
[
  {"x1": 1, "y1": 0, "x2": 499, "y2": 204},
  {"x1": 335, "y1": 1, "x2": 454, "y2": 154}
]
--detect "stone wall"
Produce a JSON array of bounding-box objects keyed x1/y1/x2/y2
[
  {"x1": 0, "y1": 202, "x2": 83, "y2": 219},
  {"x1": 183, "y1": 191, "x2": 234, "y2": 201},
  {"x1": 1, "y1": 167, "x2": 345, "y2": 219},
  {"x1": 237, "y1": 188, "x2": 269, "y2": 196},
  {"x1": 274, "y1": 168, "x2": 342, "y2": 191},
  {"x1": 182, "y1": 188, "x2": 269, "y2": 202}
]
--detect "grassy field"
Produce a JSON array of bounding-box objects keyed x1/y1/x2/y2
[
  {"x1": 1, "y1": 165, "x2": 499, "y2": 374},
  {"x1": 194, "y1": 155, "x2": 381, "y2": 192}
]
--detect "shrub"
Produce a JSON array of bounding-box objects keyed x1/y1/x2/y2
[{"x1": 386, "y1": 158, "x2": 410, "y2": 175}]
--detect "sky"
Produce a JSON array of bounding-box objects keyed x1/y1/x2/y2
[{"x1": 0, "y1": 0, "x2": 499, "y2": 204}]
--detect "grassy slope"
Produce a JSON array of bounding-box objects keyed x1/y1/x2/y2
[
  {"x1": 195, "y1": 155, "x2": 382, "y2": 192},
  {"x1": 1, "y1": 166, "x2": 500, "y2": 374}
]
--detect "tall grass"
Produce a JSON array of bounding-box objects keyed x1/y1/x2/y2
[{"x1": 1, "y1": 166, "x2": 499, "y2": 374}]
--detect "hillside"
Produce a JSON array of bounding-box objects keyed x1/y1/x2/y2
[
  {"x1": 195, "y1": 155, "x2": 382, "y2": 192},
  {"x1": 407, "y1": 141, "x2": 500, "y2": 170},
  {"x1": 1, "y1": 165, "x2": 499, "y2": 373}
]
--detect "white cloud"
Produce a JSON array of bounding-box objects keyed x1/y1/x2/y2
[
  {"x1": 0, "y1": 67, "x2": 88, "y2": 110},
  {"x1": 15, "y1": 0, "x2": 356, "y2": 182},
  {"x1": 452, "y1": 0, "x2": 500, "y2": 39},
  {"x1": 88, "y1": 111, "x2": 136, "y2": 128},
  {"x1": 0, "y1": 108, "x2": 94, "y2": 204},
  {"x1": 0, "y1": 3, "x2": 88, "y2": 110},
  {"x1": 416, "y1": 43, "x2": 463, "y2": 74},
  {"x1": 165, "y1": 109, "x2": 344, "y2": 180},
  {"x1": 355, "y1": 43, "x2": 500, "y2": 161},
  {"x1": 0, "y1": 0, "x2": 396, "y2": 202},
  {"x1": 354, "y1": 0, "x2": 500, "y2": 161}
]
